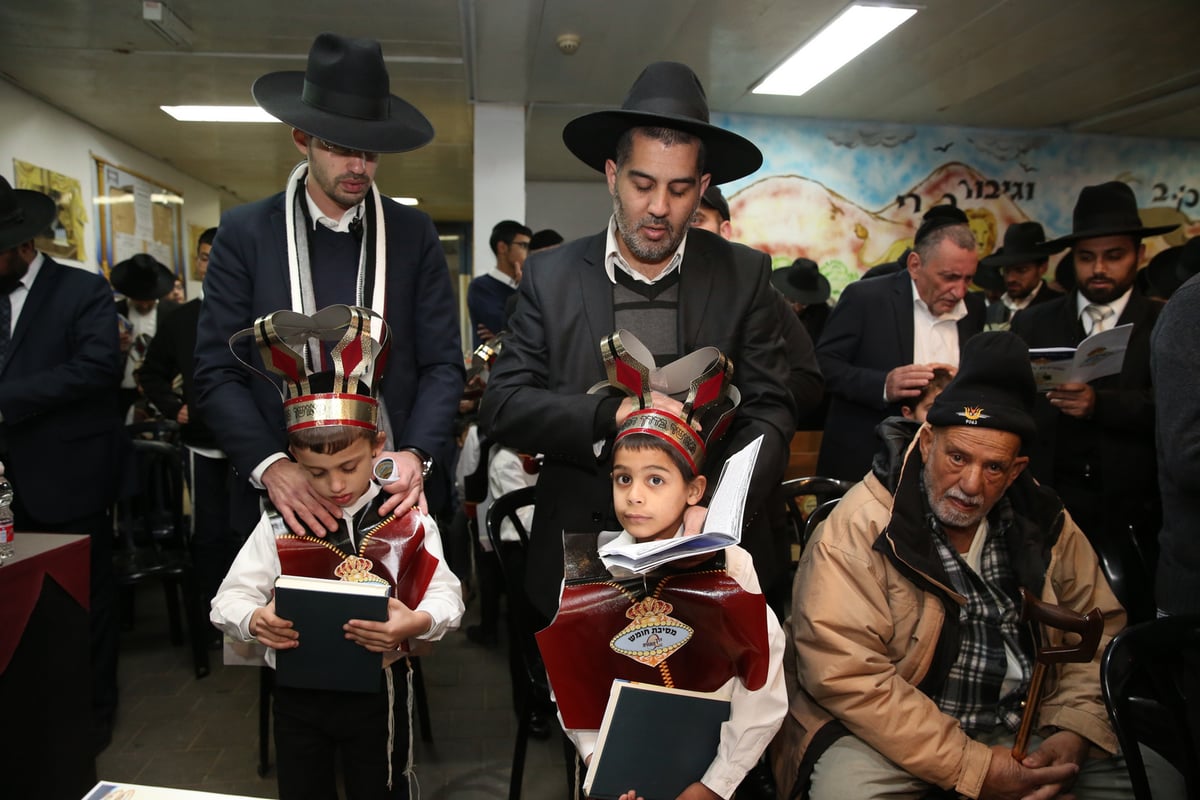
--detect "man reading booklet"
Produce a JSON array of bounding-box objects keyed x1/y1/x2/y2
[
  {"x1": 535, "y1": 332, "x2": 786, "y2": 800},
  {"x1": 210, "y1": 305, "x2": 463, "y2": 800}
]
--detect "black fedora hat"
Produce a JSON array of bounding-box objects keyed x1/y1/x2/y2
[
  {"x1": 0, "y1": 175, "x2": 56, "y2": 252},
  {"x1": 771, "y1": 258, "x2": 830, "y2": 306},
  {"x1": 563, "y1": 62, "x2": 762, "y2": 184},
  {"x1": 1139, "y1": 237, "x2": 1200, "y2": 299},
  {"x1": 979, "y1": 222, "x2": 1065, "y2": 269},
  {"x1": 111, "y1": 254, "x2": 176, "y2": 302},
  {"x1": 253, "y1": 32, "x2": 434, "y2": 154},
  {"x1": 1048, "y1": 181, "x2": 1178, "y2": 247},
  {"x1": 701, "y1": 185, "x2": 730, "y2": 221}
]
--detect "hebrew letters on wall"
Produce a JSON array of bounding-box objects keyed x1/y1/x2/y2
[{"x1": 712, "y1": 113, "x2": 1200, "y2": 299}]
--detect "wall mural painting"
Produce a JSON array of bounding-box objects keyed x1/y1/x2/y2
[{"x1": 711, "y1": 114, "x2": 1200, "y2": 300}]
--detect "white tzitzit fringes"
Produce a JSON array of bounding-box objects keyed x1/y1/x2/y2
[
  {"x1": 405, "y1": 658, "x2": 418, "y2": 799},
  {"x1": 385, "y1": 666, "x2": 395, "y2": 789}
]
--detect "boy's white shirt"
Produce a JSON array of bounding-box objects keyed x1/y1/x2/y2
[
  {"x1": 210, "y1": 481, "x2": 464, "y2": 669},
  {"x1": 476, "y1": 444, "x2": 538, "y2": 548},
  {"x1": 562, "y1": 541, "x2": 788, "y2": 800}
]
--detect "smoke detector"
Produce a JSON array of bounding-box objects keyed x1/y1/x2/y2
[{"x1": 556, "y1": 33, "x2": 582, "y2": 55}]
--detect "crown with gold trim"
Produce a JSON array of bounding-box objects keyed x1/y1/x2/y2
[
  {"x1": 230, "y1": 305, "x2": 391, "y2": 434},
  {"x1": 594, "y1": 329, "x2": 740, "y2": 474}
]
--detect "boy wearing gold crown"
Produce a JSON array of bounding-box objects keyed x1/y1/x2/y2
[
  {"x1": 210, "y1": 306, "x2": 464, "y2": 800},
  {"x1": 535, "y1": 332, "x2": 786, "y2": 800}
]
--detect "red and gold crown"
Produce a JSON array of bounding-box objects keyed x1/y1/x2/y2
[
  {"x1": 595, "y1": 329, "x2": 740, "y2": 474},
  {"x1": 231, "y1": 305, "x2": 391, "y2": 434}
]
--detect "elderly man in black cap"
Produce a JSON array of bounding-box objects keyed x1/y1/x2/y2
[
  {"x1": 194, "y1": 33, "x2": 464, "y2": 545},
  {"x1": 479, "y1": 62, "x2": 795, "y2": 627},
  {"x1": 110, "y1": 252, "x2": 178, "y2": 419},
  {"x1": 816, "y1": 205, "x2": 987, "y2": 481},
  {"x1": 773, "y1": 331, "x2": 1173, "y2": 800},
  {"x1": 0, "y1": 176, "x2": 126, "y2": 751},
  {"x1": 1011, "y1": 181, "x2": 1177, "y2": 623},
  {"x1": 979, "y1": 222, "x2": 1066, "y2": 329}
]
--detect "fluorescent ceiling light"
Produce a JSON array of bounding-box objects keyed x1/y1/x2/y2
[
  {"x1": 161, "y1": 105, "x2": 280, "y2": 122},
  {"x1": 752, "y1": 4, "x2": 918, "y2": 97},
  {"x1": 143, "y1": 1, "x2": 194, "y2": 50},
  {"x1": 392, "y1": 197, "x2": 420, "y2": 206}
]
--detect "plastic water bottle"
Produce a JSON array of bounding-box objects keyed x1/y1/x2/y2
[{"x1": 0, "y1": 466, "x2": 13, "y2": 562}]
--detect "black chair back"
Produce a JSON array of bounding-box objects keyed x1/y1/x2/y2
[
  {"x1": 113, "y1": 436, "x2": 209, "y2": 678},
  {"x1": 1101, "y1": 614, "x2": 1200, "y2": 799},
  {"x1": 779, "y1": 476, "x2": 854, "y2": 552}
]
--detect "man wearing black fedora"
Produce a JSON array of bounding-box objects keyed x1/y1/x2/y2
[
  {"x1": 979, "y1": 221, "x2": 1065, "y2": 328},
  {"x1": 110, "y1": 253, "x2": 179, "y2": 420},
  {"x1": 0, "y1": 176, "x2": 127, "y2": 753},
  {"x1": 816, "y1": 205, "x2": 987, "y2": 482},
  {"x1": 194, "y1": 34, "x2": 464, "y2": 547},
  {"x1": 479, "y1": 63, "x2": 795, "y2": 640},
  {"x1": 1011, "y1": 180, "x2": 1177, "y2": 623}
]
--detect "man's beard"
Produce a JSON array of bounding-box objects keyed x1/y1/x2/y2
[
  {"x1": 923, "y1": 460, "x2": 986, "y2": 531},
  {"x1": 1079, "y1": 276, "x2": 1132, "y2": 305},
  {"x1": 613, "y1": 192, "x2": 684, "y2": 265},
  {"x1": 0, "y1": 260, "x2": 30, "y2": 295}
]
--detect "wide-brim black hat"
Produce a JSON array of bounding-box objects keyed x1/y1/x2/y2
[
  {"x1": 771, "y1": 258, "x2": 830, "y2": 306},
  {"x1": 111, "y1": 254, "x2": 176, "y2": 301},
  {"x1": 253, "y1": 32, "x2": 434, "y2": 154},
  {"x1": 971, "y1": 260, "x2": 1005, "y2": 294},
  {"x1": 1047, "y1": 181, "x2": 1178, "y2": 248},
  {"x1": 563, "y1": 62, "x2": 762, "y2": 184},
  {"x1": 0, "y1": 175, "x2": 56, "y2": 252},
  {"x1": 1139, "y1": 237, "x2": 1200, "y2": 298},
  {"x1": 979, "y1": 221, "x2": 1065, "y2": 269}
]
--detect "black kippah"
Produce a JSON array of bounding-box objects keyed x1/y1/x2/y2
[
  {"x1": 914, "y1": 205, "x2": 970, "y2": 246},
  {"x1": 925, "y1": 331, "x2": 1037, "y2": 444}
]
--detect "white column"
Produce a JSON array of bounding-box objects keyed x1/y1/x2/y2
[{"x1": 472, "y1": 103, "x2": 526, "y2": 277}]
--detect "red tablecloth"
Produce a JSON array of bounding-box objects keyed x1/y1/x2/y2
[{"x1": 0, "y1": 532, "x2": 90, "y2": 674}]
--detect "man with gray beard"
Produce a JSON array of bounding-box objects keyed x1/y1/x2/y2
[
  {"x1": 479, "y1": 61, "x2": 794, "y2": 622},
  {"x1": 773, "y1": 332, "x2": 1178, "y2": 800}
]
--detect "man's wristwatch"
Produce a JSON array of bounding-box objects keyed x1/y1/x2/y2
[{"x1": 399, "y1": 447, "x2": 434, "y2": 480}]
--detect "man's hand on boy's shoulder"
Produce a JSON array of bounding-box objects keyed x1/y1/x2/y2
[
  {"x1": 263, "y1": 460, "x2": 341, "y2": 536},
  {"x1": 376, "y1": 450, "x2": 429, "y2": 518},
  {"x1": 345, "y1": 598, "x2": 433, "y2": 653},
  {"x1": 250, "y1": 599, "x2": 298, "y2": 650}
]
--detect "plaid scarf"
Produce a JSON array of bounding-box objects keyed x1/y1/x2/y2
[{"x1": 926, "y1": 504, "x2": 1033, "y2": 736}]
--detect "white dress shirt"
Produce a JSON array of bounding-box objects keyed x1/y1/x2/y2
[
  {"x1": 1076, "y1": 287, "x2": 1131, "y2": 335},
  {"x1": 7, "y1": 251, "x2": 45, "y2": 331},
  {"x1": 911, "y1": 280, "x2": 967, "y2": 367},
  {"x1": 603, "y1": 216, "x2": 687, "y2": 285}
]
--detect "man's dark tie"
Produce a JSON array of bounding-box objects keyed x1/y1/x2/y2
[{"x1": 0, "y1": 292, "x2": 11, "y2": 374}]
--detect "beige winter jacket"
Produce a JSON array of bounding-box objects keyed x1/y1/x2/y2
[{"x1": 771, "y1": 435, "x2": 1125, "y2": 799}]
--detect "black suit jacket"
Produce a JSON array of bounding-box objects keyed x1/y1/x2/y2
[
  {"x1": 985, "y1": 282, "x2": 1064, "y2": 326},
  {"x1": 815, "y1": 269, "x2": 986, "y2": 481},
  {"x1": 193, "y1": 192, "x2": 466, "y2": 531},
  {"x1": 1009, "y1": 288, "x2": 1161, "y2": 503},
  {"x1": 0, "y1": 256, "x2": 126, "y2": 523},
  {"x1": 478, "y1": 228, "x2": 796, "y2": 617},
  {"x1": 139, "y1": 298, "x2": 219, "y2": 449}
]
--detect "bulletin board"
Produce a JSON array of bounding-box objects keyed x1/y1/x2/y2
[{"x1": 93, "y1": 156, "x2": 184, "y2": 278}]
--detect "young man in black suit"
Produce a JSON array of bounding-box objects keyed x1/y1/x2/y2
[
  {"x1": 193, "y1": 34, "x2": 464, "y2": 543},
  {"x1": 1011, "y1": 181, "x2": 1176, "y2": 622}
]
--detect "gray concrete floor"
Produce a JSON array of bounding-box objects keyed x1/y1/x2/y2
[{"x1": 96, "y1": 590, "x2": 571, "y2": 799}]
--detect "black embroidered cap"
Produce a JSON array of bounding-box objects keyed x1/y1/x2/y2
[{"x1": 925, "y1": 331, "x2": 1037, "y2": 444}]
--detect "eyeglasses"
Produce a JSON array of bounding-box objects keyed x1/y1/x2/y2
[
  {"x1": 314, "y1": 138, "x2": 380, "y2": 162},
  {"x1": 509, "y1": 240, "x2": 531, "y2": 250}
]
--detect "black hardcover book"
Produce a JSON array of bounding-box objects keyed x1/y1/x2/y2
[
  {"x1": 584, "y1": 680, "x2": 732, "y2": 800},
  {"x1": 273, "y1": 575, "x2": 390, "y2": 693}
]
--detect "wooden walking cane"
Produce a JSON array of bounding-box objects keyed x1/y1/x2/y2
[{"x1": 1011, "y1": 588, "x2": 1104, "y2": 760}]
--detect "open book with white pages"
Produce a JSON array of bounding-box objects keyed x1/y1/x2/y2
[{"x1": 597, "y1": 435, "x2": 762, "y2": 573}]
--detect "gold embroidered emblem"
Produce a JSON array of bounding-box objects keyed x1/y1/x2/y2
[
  {"x1": 334, "y1": 555, "x2": 386, "y2": 584},
  {"x1": 610, "y1": 597, "x2": 693, "y2": 667},
  {"x1": 956, "y1": 405, "x2": 990, "y2": 424}
]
